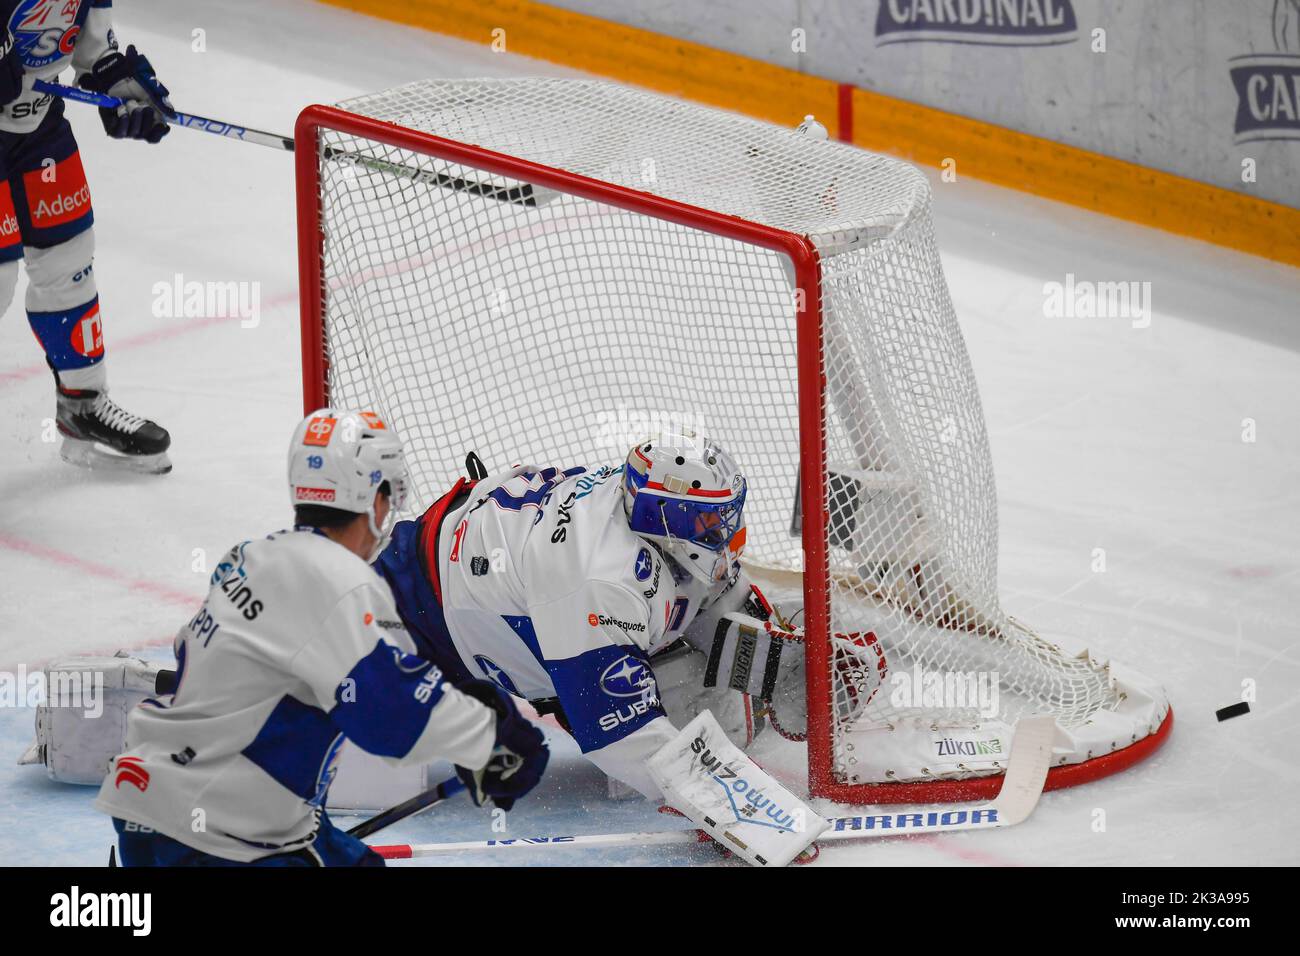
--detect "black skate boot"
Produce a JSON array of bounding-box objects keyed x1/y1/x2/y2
[{"x1": 55, "y1": 379, "x2": 172, "y2": 475}]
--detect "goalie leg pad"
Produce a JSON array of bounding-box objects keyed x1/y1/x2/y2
[
  {"x1": 647, "y1": 710, "x2": 828, "y2": 867},
  {"x1": 20, "y1": 655, "x2": 161, "y2": 785}
]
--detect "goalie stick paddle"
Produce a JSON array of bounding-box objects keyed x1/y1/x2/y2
[
  {"x1": 35, "y1": 80, "x2": 549, "y2": 208},
  {"x1": 369, "y1": 716, "x2": 1057, "y2": 860}
]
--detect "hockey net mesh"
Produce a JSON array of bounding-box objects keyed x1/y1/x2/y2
[{"x1": 306, "y1": 78, "x2": 1149, "y2": 796}]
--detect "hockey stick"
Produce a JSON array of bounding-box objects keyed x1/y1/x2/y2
[
  {"x1": 34, "y1": 79, "x2": 294, "y2": 149},
  {"x1": 34, "y1": 79, "x2": 546, "y2": 208},
  {"x1": 371, "y1": 715, "x2": 1055, "y2": 860},
  {"x1": 345, "y1": 775, "x2": 466, "y2": 840}
]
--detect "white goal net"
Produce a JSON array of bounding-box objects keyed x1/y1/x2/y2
[{"x1": 299, "y1": 78, "x2": 1170, "y2": 802}]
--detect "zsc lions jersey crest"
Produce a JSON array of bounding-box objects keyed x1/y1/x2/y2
[{"x1": 9, "y1": 0, "x2": 90, "y2": 69}]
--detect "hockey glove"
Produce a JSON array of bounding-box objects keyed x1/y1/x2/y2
[
  {"x1": 454, "y1": 680, "x2": 549, "y2": 811},
  {"x1": 78, "y1": 45, "x2": 172, "y2": 143},
  {"x1": 0, "y1": 27, "x2": 24, "y2": 107}
]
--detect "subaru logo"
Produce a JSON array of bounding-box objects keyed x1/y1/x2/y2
[
  {"x1": 474, "y1": 655, "x2": 519, "y2": 695},
  {"x1": 599, "y1": 655, "x2": 655, "y2": 698},
  {"x1": 633, "y1": 547, "x2": 654, "y2": 582}
]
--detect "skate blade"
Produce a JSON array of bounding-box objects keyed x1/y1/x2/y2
[{"x1": 60, "y1": 437, "x2": 172, "y2": 476}]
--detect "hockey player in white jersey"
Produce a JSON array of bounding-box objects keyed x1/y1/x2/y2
[
  {"x1": 95, "y1": 409, "x2": 549, "y2": 866},
  {"x1": 374, "y1": 432, "x2": 882, "y2": 800}
]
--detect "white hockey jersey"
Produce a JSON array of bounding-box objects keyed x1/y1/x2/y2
[
  {"x1": 1, "y1": 1, "x2": 117, "y2": 135},
  {"x1": 432, "y1": 464, "x2": 719, "y2": 798},
  {"x1": 94, "y1": 528, "x2": 497, "y2": 863}
]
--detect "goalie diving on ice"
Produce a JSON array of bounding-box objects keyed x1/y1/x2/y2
[{"x1": 372, "y1": 431, "x2": 888, "y2": 801}]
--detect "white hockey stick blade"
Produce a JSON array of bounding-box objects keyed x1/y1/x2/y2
[
  {"x1": 820, "y1": 713, "x2": 1055, "y2": 841},
  {"x1": 371, "y1": 716, "x2": 1056, "y2": 860}
]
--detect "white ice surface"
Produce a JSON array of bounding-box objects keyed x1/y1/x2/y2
[{"x1": 0, "y1": 0, "x2": 1297, "y2": 866}]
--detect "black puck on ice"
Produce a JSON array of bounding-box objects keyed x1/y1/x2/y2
[{"x1": 1216, "y1": 701, "x2": 1250, "y2": 721}]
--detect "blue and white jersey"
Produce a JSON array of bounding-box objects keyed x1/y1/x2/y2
[
  {"x1": 94, "y1": 528, "x2": 496, "y2": 863},
  {"x1": 0, "y1": 0, "x2": 118, "y2": 134},
  {"x1": 425, "y1": 464, "x2": 716, "y2": 798}
]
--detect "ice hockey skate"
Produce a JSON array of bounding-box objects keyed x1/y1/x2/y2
[{"x1": 55, "y1": 379, "x2": 172, "y2": 476}]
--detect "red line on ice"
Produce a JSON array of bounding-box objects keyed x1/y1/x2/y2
[
  {"x1": 0, "y1": 531, "x2": 200, "y2": 608},
  {"x1": 0, "y1": 532, "x2": 198, "y2": 668}
]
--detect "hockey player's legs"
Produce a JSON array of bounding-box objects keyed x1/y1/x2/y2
[
  {"x1": 8, "y1": 102, "x2": 102, "y2": 384},
  {"x1": 6, "y1": 101, "x2": 170, "y2": 473}
]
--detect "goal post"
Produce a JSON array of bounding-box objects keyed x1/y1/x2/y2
[{"x1": 295, "y1": 79, "x2": 1171, "y2": 805}]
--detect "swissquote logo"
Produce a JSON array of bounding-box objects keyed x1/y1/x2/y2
[
  {"x1": 1229, "y1": 0, "x2": 1300, "y2": 143},
  {"x1": 50, "y1": 886, "x2": 152, "y2": 936},
  {"x1": 875, "y1": 0, "x2": 1078, "y2": 47}
]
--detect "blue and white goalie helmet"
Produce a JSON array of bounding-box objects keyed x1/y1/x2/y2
[
  {"x1": 287, "y1": 408, "x2": 410, "y2": 556},
  {"x1": 623, "y1": 432, "x2": 747, "y2": 585}
]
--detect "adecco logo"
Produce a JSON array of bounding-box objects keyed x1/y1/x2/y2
[
  {"x1": 294, "y1": 486, "x2": 336, "y2": 503},
  {"x1": 1229, "y1": 0, "x2": 1300, "y2": 143},
  {"x1": 875, "y1": 0, "x2": 1078, "y2": 47}
]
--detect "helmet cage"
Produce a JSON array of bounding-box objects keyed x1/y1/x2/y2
[{"x1": 624, "y1": 465, "x2": 747, "y2": 552}]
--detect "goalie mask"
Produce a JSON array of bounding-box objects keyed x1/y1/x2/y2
[
  {"x1": 288, "y1": 408, "x2": 410, "y2": 559},
  {"x1": 622, "y1": 434, "x2": 747, "y2": 585}
]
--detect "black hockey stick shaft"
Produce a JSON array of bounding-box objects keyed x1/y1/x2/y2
[
  {"x1": 346, "y1": 775, "x2": 465, "y2": 839},
  {"x1": 35, "y1": 80, "x2": 543, "y2": 208}
]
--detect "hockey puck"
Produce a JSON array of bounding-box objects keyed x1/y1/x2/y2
[{"x1": 1216, "y1": 701, "x2": 1250, "y2": 721}]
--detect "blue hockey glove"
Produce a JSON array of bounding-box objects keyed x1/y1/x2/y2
[
  {"x1": 454, "y1": 680, "x2": 549, "y2": 812},
  {"x1": 78, "y1": 45, "x2": 172, "y2": 143}
]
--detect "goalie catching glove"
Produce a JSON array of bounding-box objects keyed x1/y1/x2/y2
[
  {"x1": 695, "y1": 587, "x2": 887, "y2": 739},
  {"x1": 454, "y1": 680, "x2": 549, "y2": 811}
]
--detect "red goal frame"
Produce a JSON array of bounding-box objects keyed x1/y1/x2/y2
[{"x1": 295, "y1": 104, "x2": 1172, "y2": 805}]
